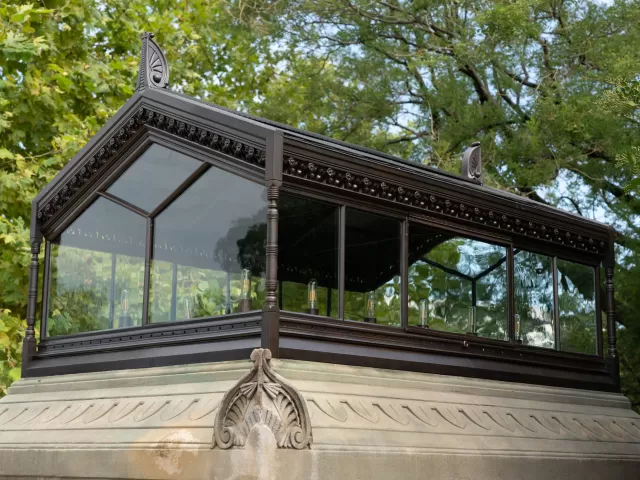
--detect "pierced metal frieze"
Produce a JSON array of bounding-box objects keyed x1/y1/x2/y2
[
  {"x1": 37, "y1": 107, "x2": 266, "y2": 225},
  {"x1": 283, "y1": 154, "x2": 606, "y2": 255},
  {"x1": 213, "y1": 348, "x2": 312, "y2": 449}
]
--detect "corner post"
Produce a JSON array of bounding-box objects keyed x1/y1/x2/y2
[
  {"x1": 262, "y1": 130, "x2": 283, "y2": 356},
  {"x1": 22, "y1": 237, "x2": 42, "y2": 376},
  {"x1": 604, "y1": 229, "x2": 619, "y2": 390}
]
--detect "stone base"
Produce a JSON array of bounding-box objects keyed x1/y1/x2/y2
[{"x1": 1, "y1": 356, "x2": 639, "y2": 479}]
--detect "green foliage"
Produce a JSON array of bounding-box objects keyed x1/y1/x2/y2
[{"x1": 597, "y1": 78, "x2": 640, "y2": 194}]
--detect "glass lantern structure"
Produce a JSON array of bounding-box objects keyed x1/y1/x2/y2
[{"x1": 21, "y1": 33, "x2": 619, "y2": 393}]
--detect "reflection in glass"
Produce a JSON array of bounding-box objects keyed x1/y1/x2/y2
[
  {"x1": 514, "y1": 251, "x2": 554, "y2": 348},
  {"x1": 149, "y1": 165, "x2": 267, "y2": 323},
  {"x1": 107, "y1": 144, "x2": 202, "y2": 213},
  {"x1": 344, "y1": 209, "x2": 401, "y2": 326},
  {"x1": 558, "y1": 260, "x2": 597, "y2": 354},
  {"x1": 419, "y1": 298, "x2": 429, "y2": 327},
  {"x1": 408, "y1": 225, "x2": 508, "y2": 340},
  {"x1": 278, "y1": 195, "x2": 339, "y2": 318},
  {"x1": 47, "y1": 197, "x2": 146, "y2": 336},
  {"x1": 307, "y1": 279, "x2": 319, "y2": 314}
]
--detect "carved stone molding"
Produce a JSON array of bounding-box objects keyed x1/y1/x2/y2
[
  {"x1": 37, "y1": 107, "x2": 266, "y2": 225},
  {"x1": 283, "y1": 154, "x2": 606, "y2": 255},
  {"x1": 304, "y1": 393, "x2": 640, "y2": 445},
  {"x1": 213, "y1": 348, "x2": 312, "y2": 449}
]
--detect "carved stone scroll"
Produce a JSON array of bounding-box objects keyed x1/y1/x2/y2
[
  {"x1": 136, "y1": 32, "x2": 169, "y2": 91},
  {"x1": 213, "y1": 348, "x2": 312, "y2": 449},
  {"x1": 461, "y1": 141, "x2": 482, "y2": 184}
]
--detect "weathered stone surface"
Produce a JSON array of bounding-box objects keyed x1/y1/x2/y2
[{"x1": 1, "y1": 354, "x2": 639, "y2": 479}]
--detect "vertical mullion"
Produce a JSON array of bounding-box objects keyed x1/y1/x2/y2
[
  {"x1": 338, "y1": 206, "x2": 346, "y2": 320},
  {"x1": 40, "y1": 240, "x2": 52, "y2": 339},
  {"x1": 595, "y1": 266, "x2": 603, "y2": 357},
  {"x1": 142, "y1": 217, "x2": 153, "y2": 325},
  {"x1": 108, "y1": 252, "x2": 116, "y2": 329},
  {"x1": 552, "y1": 256, "x2": 561, "y2": 351},
  {"x1": 225, "y1": 272, "x2": 231, "y2": 315},
  {"x1": 170, "y1": 262, "x2": 178, "y2": 321},
  {"x1": 507, "y1": 246, "x2": 515, "y2": 343},
  {"x1": 400, "y1": 219, "x2": 408, "y2": 328}
]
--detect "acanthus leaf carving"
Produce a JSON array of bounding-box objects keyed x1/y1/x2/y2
[
  {"x1": 461, "y1": 141, "x2": 482, "y2": 184},
  {"x1": 213, "y1": 348, "x2": 312, "y2": 450},
  {"x1": 137, "y1": 32, "x2": 169, "y2": 91}
]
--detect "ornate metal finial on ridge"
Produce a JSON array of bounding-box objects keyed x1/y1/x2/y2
[
  {"x1": 213, "y1": 348, "x2": 312, "y2": 449},
  {"x1": 136, "y1": 32, "x2": 169, "y2": 91},
  {"x1": 461, "y1": 141, "x2": 482, "y2": 184}
]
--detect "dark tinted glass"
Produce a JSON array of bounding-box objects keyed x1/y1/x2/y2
[
  {"x1": 47, "y1": 197, "x2": 146, "y2": 336},
  {"x1": 107, "y1": 144, "x2": 201, "y2": 212},
  {"x1": 558, "y1": 259, "x2": 597, "y2": 354},
  {"x1": 408, "y1": 224, "x2": 508, "y2": 340},
  {"x1": 150, "y1": 165, "x2": 267, "y2": 323},
  {"x1": 514, "y1": 251, "x2": 555, "y2": 348},
  {"x1": 344, "y1": 209, "x2": 401, "y2": 326},
  {"x1": 278, "y1": 194, "x2": 339, "y2": 317}
]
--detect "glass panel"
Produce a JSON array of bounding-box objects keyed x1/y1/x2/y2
[
  {"x1": 107, "y1": 144, "x2": 202, "y2": 212},
  {"x1": 558, "y1": 259, "x2": 597, "y2": 354},
  {"x1": 47, "y1": 197, "x2": 146, "y2": 336},
  {"x1": 344, "y1": 209, "x2": 401, "y2": 326},
  {"x1": 408, "y1": 224, "x2": 508, "y2": 340},
  {"x1": 150, "y1": 165, "x2": 267, "y2": 323},
  {"x1": 514, "y1": 251, "x2": 554, "y2": 348},
  {"x1": 278, "y1": 194, "x2": 339, "y2": 317}
]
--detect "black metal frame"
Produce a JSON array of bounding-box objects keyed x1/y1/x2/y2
[{"x1": 21, "y1": 45, "x2": 619, "y2": 392}]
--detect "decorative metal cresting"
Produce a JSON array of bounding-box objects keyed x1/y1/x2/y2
[
  {"x1": 461, "y1": 141, "x2": 482, "y2": 184},
  {"x1": 213, "y1": 348, "x2": 312, "y2": 449},
  {"x1": 136, "y1": 32, "x2": 169, "y2": 91}
]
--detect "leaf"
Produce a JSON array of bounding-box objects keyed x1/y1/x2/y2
[
  {"x1": 8, "y1": 368, "x2": 21, "y2": 382},
  {"x1": 0, "y1": 148, "x2": 14, "y2": 160}
]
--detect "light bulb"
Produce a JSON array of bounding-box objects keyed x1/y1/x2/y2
[
  {"x1": 308, "y1": 279, "x2": 318, "y2": 310},
  {"x1": 366, "y1": 290, "x2": 376, "y2": 318},
  {"x1": 240, "y1": 269, "x2": 251, "y2": 300},
  {"x1": 183, "y1": 297, "x2": 191, "y2": 319},
  {"x1": 468, "y1": 306, "x2": 476, "y2": 334},
  {"x1": 419, "y1": 298, "x2": 429, "y2": 327},
  {"x1": 120, "y1": 289, "x2": 129, "y2": 316}
]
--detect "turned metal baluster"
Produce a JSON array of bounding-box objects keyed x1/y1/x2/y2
[
  {"x1": 262, "y1": 181, "x2": 281, "y2": 355},
  {"x1": 262, "y1": 131, "x2": 283, "y2": 355},
  {"x1": 604, "y1": 230, "x2": 619, "y2": 389},
  {"x1": 21, "y1": 239, "x2": 42, "y2": 375},
  {"x1": 264, "y1": 182, "x2": 280, "y2": 310},
  {"x1": 605, "y1": 267, "x2": 617, "y2": 359}
]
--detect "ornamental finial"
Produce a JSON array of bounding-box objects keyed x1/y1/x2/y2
[
  {"x1": 136, "y1": 32, "x2": 169, "y2": 91},
  {"x1": 461, "y1": 141, "x2": 482, "y2": 184}
]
